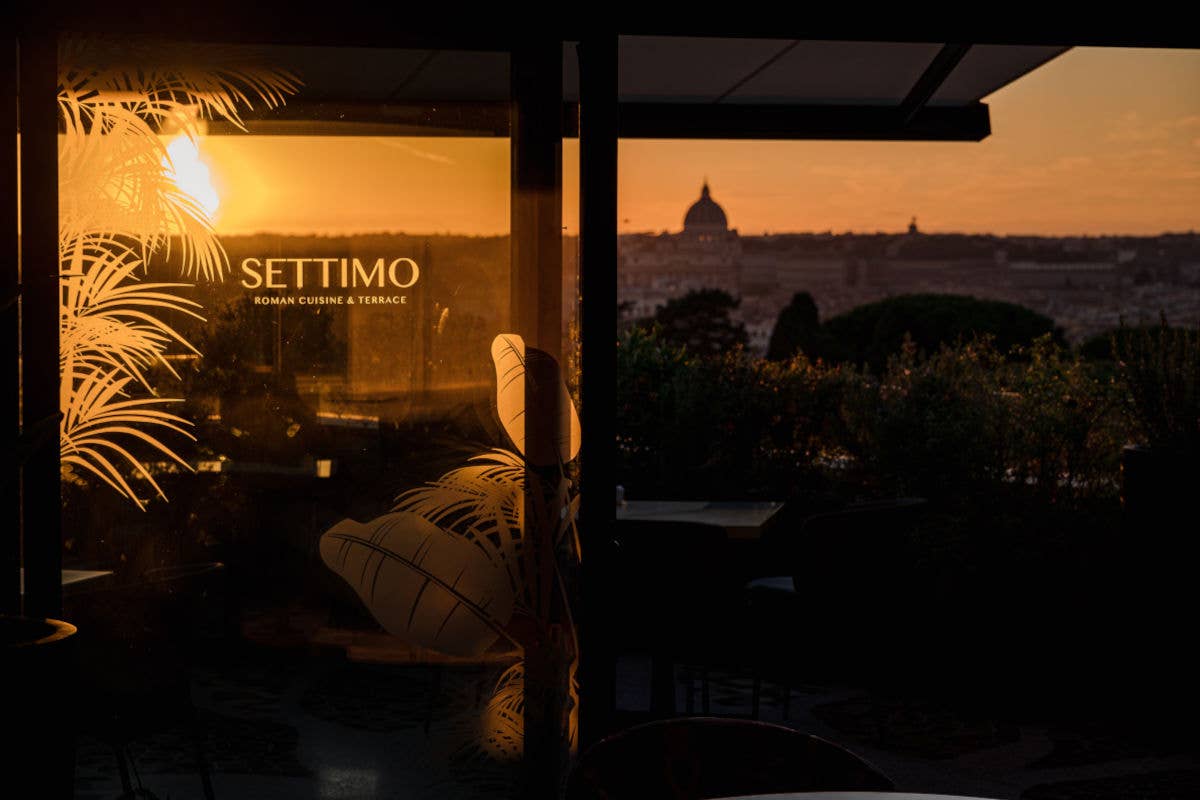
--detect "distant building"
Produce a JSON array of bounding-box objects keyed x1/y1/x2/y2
[
  {"x1": 619, "y1": 181, "x2": 744, "y2": 316},
  {"x1": 617, "y1": 187, "x2": 1200, "y2": 350},
  {"x1": 1008, "y1": 260, "x2": 1122, "y2": 290}
]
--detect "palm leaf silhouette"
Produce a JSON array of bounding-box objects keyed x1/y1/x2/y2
[
  {"x1": 393, "y1": 448, "x2": 526, "y2": 600},
  {"x1": 60, "y1": 368, "x2": 194, "y2": 509},
  {"x1": 491, "y1": 334, "x2": 581, "y2": 467},
  {"x1": 478, "y1": 659, "x2": 579, "y2": 761},
  {"x1": 480, "y1": 662, "x2": 525, "y2": 761},
  {"x1": 320, "y1": 511, "x2": 518, "y2": 657},
  {"x1": 57, "y1": 38, "x2": 300, "y2": 507},
  {"x1": 61, "y1": 234, "x2": 203, "y2": 385}
]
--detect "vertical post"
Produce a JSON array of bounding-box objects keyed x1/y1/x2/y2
[
  {"x1": 577, "y1": 31, "x2": 618, "y2": 747},
  {"x1": 420, "y1": 239, "x2": 432, "y2": 392},
  {"x1": 1, "y1": 36, "x2": 19, "y2": 615},
  {"x1": 18, "y1": 30, "x2": 61, "y2": 620},
  {"x1": 511, "y1": 40, "x2": 563, "y2": 362},
  {"x1": 511, "y1": 36, "x2": 566, "y2": 800}
]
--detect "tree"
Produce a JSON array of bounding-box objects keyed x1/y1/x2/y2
[
  {"x1": 767, "y1": 291, "x2": 821, "y2": 360},
  {"x1": 820, "y1": 293, "x2": 1062, "y2": 372},
  {"x1": 651, "y1": 289, "x2": 748, "y2": 357}
]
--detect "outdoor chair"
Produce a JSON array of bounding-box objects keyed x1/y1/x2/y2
[
  {"x1": 742, "y1": 497, "x2": 928, "y2": 717},
  {"x1": 605, "y1": 520, "x2": 738, "y2": 717},
  {"x1": 565, "y1": 716, "x2": 893, "y2": 800}
]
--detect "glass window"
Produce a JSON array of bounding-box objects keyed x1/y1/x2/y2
[{"x1": 51, "y1": 36, "x2": 578, "y2": 798}]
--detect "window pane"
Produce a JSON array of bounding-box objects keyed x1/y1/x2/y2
[{"x1": 56, "y1": 36, "x2": 575, "y2": 798}]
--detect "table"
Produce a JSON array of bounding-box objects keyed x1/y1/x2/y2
[
  {"x1": 19, "y1": 568, "x2": 115, "y2": 595},
  {"x1": 617, "y1": 500, "x2": 783, "y2": 540},
  {"x1": 714, "y1": 794, "x2": 999, "y2": 800}
]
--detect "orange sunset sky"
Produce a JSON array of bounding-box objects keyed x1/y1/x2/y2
[{"x1": 201, "y1": 46, "x2": 1200, "y2": 239}]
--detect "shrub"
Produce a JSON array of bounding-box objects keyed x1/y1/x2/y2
[
  {"x1": 841, "y1": 335, "x2": 1126, "y2": 504},
  {"x1": 1114, "y1": 319, "x2": 1200, "y2": 453},
  {"x1": 1078, "y1": 323, "x2": 1189, "y2": 362},
  {"x1": 616, "y1": 327, "x2": 855, "y2": 499},
  {"x1": 1003, "y1": 337, "x2": 1126, "y2": 503},
  {"x1": 617, "y1": 328, "x2": 1132, "y2": 507},
  {"x1": 840, "y1": 337, "x2": 1010, "y2": 499}
]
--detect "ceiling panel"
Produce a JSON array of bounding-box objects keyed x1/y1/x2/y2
[
  {"x1": 725, "y1": 40, "x2": 943, "y2": 105},
  {"x1": 930, "y1": 44, "x2": 1069, "y2": 104},
  {"x1": 616, "y1": 36, "x2": 797, "y2": 102}
]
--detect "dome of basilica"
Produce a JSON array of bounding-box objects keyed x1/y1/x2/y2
[{"x1": 683, "y1": 181, "x2": 728, "y2": 232}]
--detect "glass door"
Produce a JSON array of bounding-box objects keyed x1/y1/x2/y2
[{"x1": 19, "y1": 33, "x2": 579, "y2": 798}]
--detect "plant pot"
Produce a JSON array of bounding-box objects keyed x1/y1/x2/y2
[{"x1": 0, "y1": 615, "x2": 79, "y2": 799}]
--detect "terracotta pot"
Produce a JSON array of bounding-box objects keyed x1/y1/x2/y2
[{"x1": 0, "y1": 615, "x2": 78, "y2": 799}]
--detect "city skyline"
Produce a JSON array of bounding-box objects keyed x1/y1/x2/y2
[{"x1": 200, "y1": 46, "x2": 1200, "y2": 239}]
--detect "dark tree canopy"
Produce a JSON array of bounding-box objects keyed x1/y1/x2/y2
[
  {"x1": 818, "y1": 293, "x2": 1062, "y2": 371},
  {"x1": 767, "y1": 291, "x2": 822, "y2": 361},
  {"x1": 651, "y1": 288, "x2": 748, "y2": 357}
]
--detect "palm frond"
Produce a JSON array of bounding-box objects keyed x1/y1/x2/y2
[
  {"x1": 477, "y1": 658, "x2": 579, "y2": 761},
  {"x1": 56, "y1": 37, "x2": 301, "y2": 507},
  {"x1": 393, "y1": 448, "x2": 527, "y2": 599},
  {"x1": 59, "y1": 116, "x2": 227, "y2": 279},
  {"x1": 58, "y1": 38, "x2": 301, "y2": 280},
  {"x1": 479, "y1": 662, "x2": 525, "y2": 762},
  {"x1": 61, "y1": 234, "x2": 202, "y2": 387},
  {"x1": 60, "y1": 368, "x2": 194, "y2": 510}
]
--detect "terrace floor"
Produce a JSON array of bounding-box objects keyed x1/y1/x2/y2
[{"x1": 70, "y1": 632, "x2": 1200, "y2": 800}]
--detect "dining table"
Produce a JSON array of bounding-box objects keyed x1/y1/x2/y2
[
  {"x1": 616, "y1": 499, "x2": 784, "y2": 540},
  {"x1": 19, "y1": 568, "x2": 115, "y2": 595}
]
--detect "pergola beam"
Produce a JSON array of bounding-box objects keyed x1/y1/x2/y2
[
  {"x1": 899, "y1": 43, "x2": 972, "y2": 126},
  {"x1": 617, "y1": 100, "x2": 990, "y2": 141},
  {"x1": 208, "y1": 100, "x2": 992, "y2": 141}
]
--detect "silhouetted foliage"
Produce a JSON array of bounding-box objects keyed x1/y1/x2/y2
[
  {"x1": 766, "y1": 291, "x2": 826, "y2": 361},
  {"x1": 1079, "y1": 322, "x2": 1190, "y2": 362},
  {"x1": 1113, "y1": 318, "x2": 1200, "y2": 453},
  {"x1": 650, "y1": 289, "x2": 748, "y2": 357},
  {"x1": 617, "y1": 330, "x2": 1129, "y2": 505},
  {"x1": 818, "y1": 294, "x2": 1063, "y2": 372},
  {"x1": 616, "y1": 327, "x2": 857, "y2": 500},
  {"x1": 177, "y1": 296, "x2": 331, "y2": 463},
  {"x1": 841, "y1": 336, "x2": 1124, "y2": 503}
]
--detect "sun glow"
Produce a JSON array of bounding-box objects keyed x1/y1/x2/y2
[{"x1": 164, "y1": 134, "x2": 220, "y2": 221}]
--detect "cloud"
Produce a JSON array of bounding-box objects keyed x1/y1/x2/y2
[
  {"x1": 1049, "y1": 155, "x2": 1094, "y2": 171},
  {"x1": 1106, "y1": 125, "x2": 1170, "y2": 143},
  {"x1": 371, "y1": 138, "x2": 457, "y2": 165}
]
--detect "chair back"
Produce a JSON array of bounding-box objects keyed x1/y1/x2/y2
[
  {"x1": 786, "y1": 497, "x2": 927, "y2": 588},
  {"x1": 606, "y1": 520, "x2": 731, "y2": 648},
  {"x1": 566, "y1": 716, "x2": 893, "y2": 800}
]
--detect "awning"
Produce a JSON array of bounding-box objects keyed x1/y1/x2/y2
[{"x1": 194, "y1": 37, "x2": 1067, "y2": 140}]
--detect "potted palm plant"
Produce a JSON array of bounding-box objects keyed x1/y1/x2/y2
[{"x1": 319, "y1": 334, "x2": 582, "y2": 795}]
